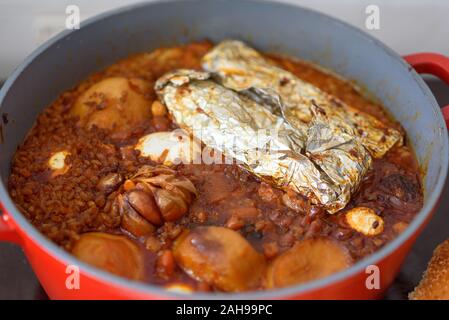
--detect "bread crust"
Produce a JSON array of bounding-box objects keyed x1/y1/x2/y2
[{"x1": 410, "y1": 239, "x2": 449, "y2": 300}]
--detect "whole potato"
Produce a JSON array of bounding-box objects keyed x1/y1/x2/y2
[
  {"x1": 173, "y1": 226, "x2": 266, "y2": 292},
  {"x1": 266, "y1": 238, "x2": 352, "y2": 288},
  {"x1": 72, "y1": 232, "x2": 144, "y2": 280}
]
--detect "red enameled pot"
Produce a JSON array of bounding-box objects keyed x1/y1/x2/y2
[{"x1": 0, "y1": 0, "x2": 448, "y2": 299}]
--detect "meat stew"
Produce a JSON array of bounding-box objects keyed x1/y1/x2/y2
[{"x1": 8, "y1": 41, "x2": 423, "y2": 293}]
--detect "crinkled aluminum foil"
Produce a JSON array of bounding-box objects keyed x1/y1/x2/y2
[
  {"x1": 155, "y1": 69, "x2": 371, "y2": 212},
  {"x1": 202, "y1": 40, "x2": 403, "y2": 158}
]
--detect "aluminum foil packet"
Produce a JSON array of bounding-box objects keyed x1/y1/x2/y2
[
  {"x1": 155, "y1": 69, "x2": 371, "y2": 213},
  {"x1": 202, "y1": 40, "x2": 403, "y2": 158}
]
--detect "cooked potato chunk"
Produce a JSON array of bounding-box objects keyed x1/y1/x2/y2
[
  {"x1": 72, "y1": 232, "x2": 144, "y2": 280},
  {"x1": 345, "y1": 207, "x2": 384, "y2": 236},
  {"x1": 173, "y1": 226, "x2": 266, "y2": 292},
  {"x1": 71, "y1": 77, "x2": 152, "y2": 138},
  {"x1": 266, "y1": 238, "x2": 352, "y2": 288},
  {"x1": 48, "y1": 150, "x2": 70, "y2": 177},
  {"x1": 135, "y1": 131, "x2": 200, "y2": 165}
]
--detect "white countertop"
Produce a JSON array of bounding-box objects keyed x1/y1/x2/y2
[{"x1": 0, "y1": 0, "x2": 448, "y2": 79}]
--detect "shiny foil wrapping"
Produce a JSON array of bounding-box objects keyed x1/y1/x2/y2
[
  {"x1": 202, "y1": 40, "x2": 403, "y2": 158},
  {"x1": 155, "y1": 69, "x2": 371, "y2": 212}
]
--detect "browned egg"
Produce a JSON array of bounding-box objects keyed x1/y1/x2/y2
[
  {"x1": 71, "y1": 77, "x2": 152, "y2": 139},
  {"x1": 135, "y1": 131, "x2": 201, "y2": 166}
]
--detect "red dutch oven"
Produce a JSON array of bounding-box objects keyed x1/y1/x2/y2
[{"x1": 0, "y1": 0, "x2": 448, "y2": 299}]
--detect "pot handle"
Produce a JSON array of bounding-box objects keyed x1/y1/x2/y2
[
  {"x1": 0, "y1": 204, "x2": 21, "y2": 244},
  {"x1": 403, "y1": 53, "x2": 449, "y2": 128}
]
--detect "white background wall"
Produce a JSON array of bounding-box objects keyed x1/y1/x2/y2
[{"x1": 1, "y1": 0, "x2": 448, "y2": 79}]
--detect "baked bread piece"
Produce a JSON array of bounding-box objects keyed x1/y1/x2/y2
[{"x1": 410, "y1": 239, "x2": 449, "y2": 300}]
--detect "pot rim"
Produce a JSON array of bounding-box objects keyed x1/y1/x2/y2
[{"x1": 0, "y1": 0, "x2": 448, "y2": 299}]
